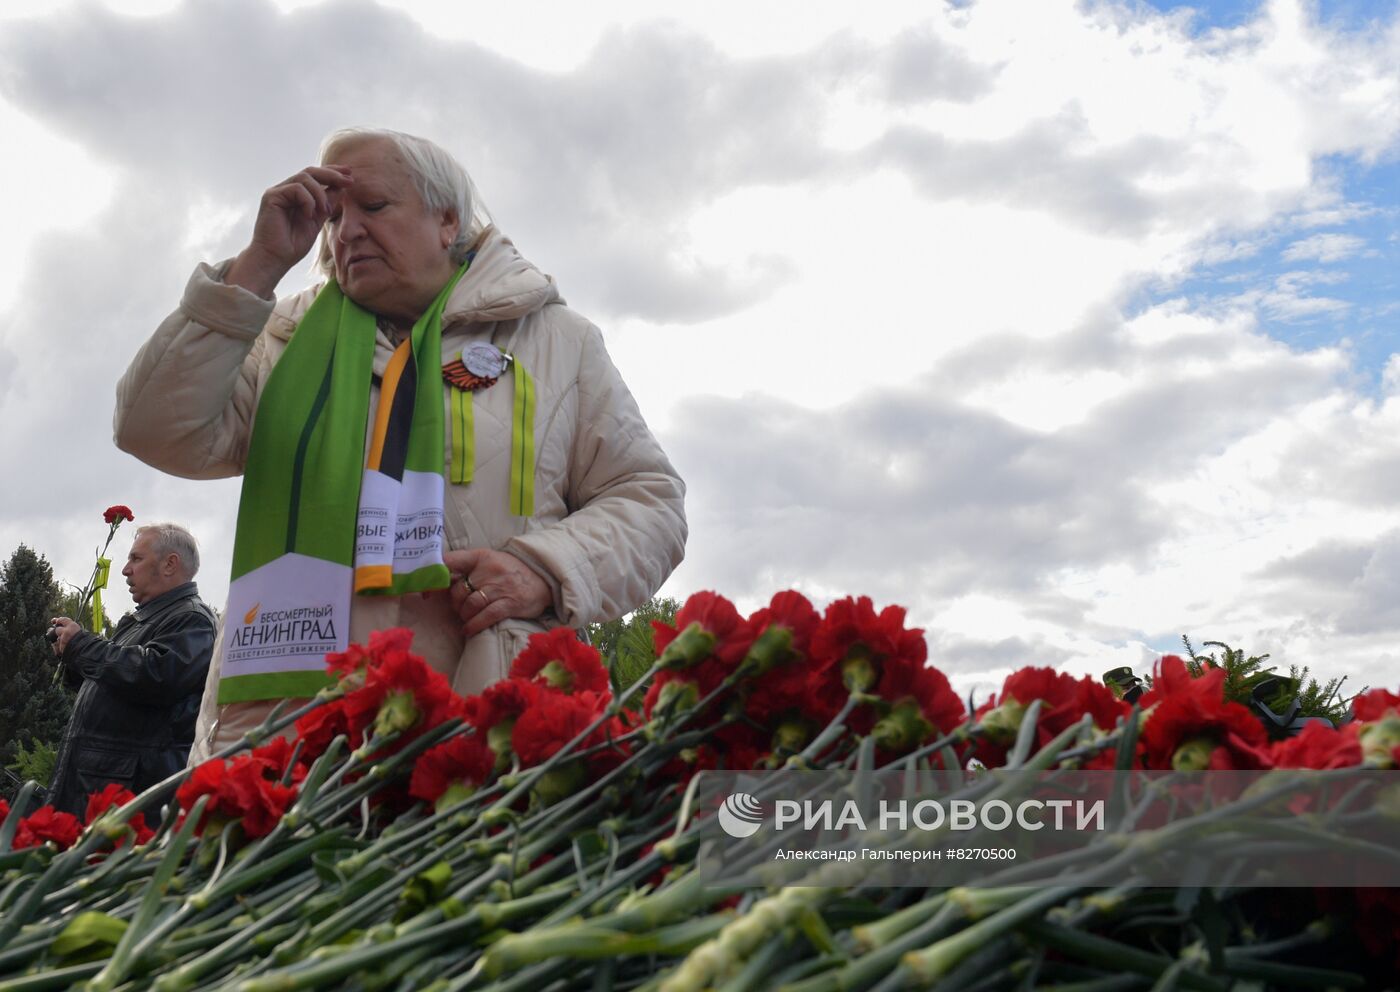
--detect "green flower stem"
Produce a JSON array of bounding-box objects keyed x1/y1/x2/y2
[
  {"x1": 149, "y1": 886, "x2": 313, "y2": 992},
  {"x1": 80, "y1": 795, "x2": 208, "y2": 992},
  {"x1": 500, "y1": 869, "x2": 712, "y2": 948},
  {"x1": 1221, "y1": 919, "x2": 1330, "y2": 962},
  {"x1": 1219, "y1": 958, "x2": 1364, "y2": 988},
  {"x1": 1228, "y1": 815, "x2": 1400, "y2": 866},
  {"x1": 354, "y1": 942, "x2": 441, "y2": 992},
  {"x1": 236, "y1": 887, "x2": 588, "y2": 992},
  {"x1": 39, "y1": 841, "x2": 148, "y2": 914},
  {"x1": 124, "y1": 865, "x2": 321, "y2": 985},
  {"x1": 0, "y1": 825, "x2": 141, "y2": 950},
  {"x1": 851, "y1": 895, "x2": 949, "y2": 952},
  {"x1": 276, "y1": 736, "x2": 349, "y2": 828},
  {"x1": 477, "y1": 911, "x2": 735, "y2": 980},
  {"x1": 895, "y1": 722, "x2": 974, "y2": 773},
  {"x1": 787, "y1": 692, "x2": 866, "y2": 768},
  {"x1": 188, "y1": 831, "x2": 345, "y2": 914},
  {"x1": 299, "y1": 844, "x2": 502, "y2": 952},
  {"x1": 0, "y1": 933, "x2": 61, "y2": 976},
  {"x1": 658, "y1": 886, "x2": 840, "y2": 992},
  {"x1": 783, "y1": 899, "x2": 965, "y2": 992},
  {"x1": 0, "y1": 962, "x2": 106, "y2": 992},
  {"x1": 712, "y1": 931, "x2": 800, "y2": 992},
  {"x1": 899, "y1": 886, "x2": 1084, "y2": 987},
  {"x1": 1018, "y1": 920, "x2": 1229, "y2": 992},
  {"x1": 394, "y1": 873, "x2": 574, "y2": 942},
  {"x1": 177, "y1": 869, "x2": 315, "y2": 935},
  {"x1": 334, "y1": 778, "x2": 499, "y2": 878},
  {"x1": 446, "y1": 958, "x2": 574, "y2": 992},
  {"x1": 535, "y1": 834, "x2": 701, "y2": 928},
  {"x1": 908, "y1": 934, "x2": 1016, "y2": 992},
  {"x1": 1001, "y1": 700, "x2": 1046, "y2": 768},
  {"x1": 309, "y1": 721, "x2": 467, "y2": 825},
  {"x1": 1036, "y1": 978, "x2": 1150, "y2": 992}
]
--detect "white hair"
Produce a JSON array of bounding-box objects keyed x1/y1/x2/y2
[
  {"x1": 136, "y1": 523, "x2": 200, "y2": 579},
  {"x1": 314, "y1": 127, "x2": 493, "y2": 280}
]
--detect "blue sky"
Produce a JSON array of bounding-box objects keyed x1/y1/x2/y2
[
  {"x1": 1127, "y1": 2, "x2": 1400, "y2": 387},
  {"x1": 1144, "y1": 0, "x2": 1398, "y2": 33},
  {"x1": 1153, "y1": 151, "x2": 1400, "y2": 386}
]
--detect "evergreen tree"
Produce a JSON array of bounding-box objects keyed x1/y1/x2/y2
[
  {"x1": 0, "y1": 545, "x2": 74, "y2": 795},
  {"x1": 586, "y1": 596, "x2": 680, "y2": 700}
]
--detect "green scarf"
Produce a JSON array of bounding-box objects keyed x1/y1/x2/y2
[{"x1": 217, "y1": 265, "x2": 466, "y2": 704}]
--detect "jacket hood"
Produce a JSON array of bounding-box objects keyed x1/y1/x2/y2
[{"x1": 264, "y1": 227, "x2": 561, "y2": 342}]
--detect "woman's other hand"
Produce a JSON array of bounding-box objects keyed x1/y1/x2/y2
[
  {"x1": 225, "y1": 165, "x2": 354, "y2": 299},
  {"x1": 444, "y1": 548, "x2": 552, "y2": 639}
]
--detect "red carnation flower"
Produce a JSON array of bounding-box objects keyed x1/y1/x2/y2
[
  {"x1": 511, "y1": 690, "x2": 612, "y2": 767},
  {"x1": 873, "y1": 665, "x2": 968, "y2": 757},
  {"x1": 510, "y1": 628, "x2": 610, "y2": 695},
  {"x1": 1352, "y1": 688, "x2": 1400, "y2": 723},
  {"x1": 1137, "y1": 655, "x2": 1197, "y2": 708},
  {"x1": 743, "y1": 591, "x2": 821, "y2": 724},
  {"x1": 13, "y1": 806, "x2": 83, "y2": 850},
  {"x1": 509, "y1": 688, "x2": 631, "y2": 804},
  {"x1": 83, "y1": 784, "x2": 155, "y2": 845},
  {"x1": 176, "y1": 752, "x2": 298, "y2": 838},
  {"x1": 652, "y1": 591, "x2": 755, "y2": 673},
  {"x1": 326, "y1": 628, "x2": 416, "y2": 685},
  {"x1": 1138, "y1": 657, "x2": 1271, "y2": 770},
  {"x1": 464, "y1": 678, "x2": 542, "y2": 734},
  {"x1": 102, "y1": 505, "x2": 134, "y2": 525},
  {"x1": 807, "y1": 597, "x2": 929, "y2": 729},
  {"x1": 248, "y1": 736, "x2": 308, "y2": 786},
  {"x1": 463, "y1": 678, "x2": 546, "y2": 772},
  {"x1": 318, "y1": 629, "x2": 465, "y2": 749},
  {"x1": 972, "y1": 666, "x2": 1126, "y2": 767},
  {"x1": 409, "y1": 732, "x2": 496, "y2": 808},
  {"x1": 0, "y1": 798, "x2": 9, "y2": 822},
  {"x1": 294, "y1": 700, "x2": 352, "y2": 763},
  {"x1": 645, "y1": 593, "x2": 755, "y2": 723},
  {"x1": 1270, "y1": 721, "x2": 1362, "y2": 770}
]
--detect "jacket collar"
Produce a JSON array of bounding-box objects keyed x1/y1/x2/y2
[
  {"x1": 134, "y1": 581, "x2": 199, "y2": 620},
  {"x1": 264, "y1": 226, "x2": 561, "y2": 350}
]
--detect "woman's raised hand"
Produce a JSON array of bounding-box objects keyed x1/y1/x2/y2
[{"x1": 225, "y1": 165, "x2": 353, "y2": 299}]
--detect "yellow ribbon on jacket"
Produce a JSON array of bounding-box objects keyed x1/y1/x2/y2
[{"x1": 91, "y1": 557, "x2": 110, "y2": 633}]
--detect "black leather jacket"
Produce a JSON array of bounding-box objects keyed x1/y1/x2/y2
[{"x1": 47, "y1": 582, "x2": 216, "y2": 815}]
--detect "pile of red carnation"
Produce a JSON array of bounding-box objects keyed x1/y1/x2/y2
[
  {"x1": 971, "y1": 653, "x2": 1400, "y2": 773},
  {"x1": 12, "y1": 590, "x2": 1400, "y2": 856},
  {"x1": 642, "y1": 591, "x2": 966, "y2": 771},
  {"x1": 1, "y1": 783, "x2": 153, "y2": 852}
]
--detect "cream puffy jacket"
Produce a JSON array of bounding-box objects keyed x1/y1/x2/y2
[{"x1": 114, "y1": 228, "x2": 687, "y2": 761}]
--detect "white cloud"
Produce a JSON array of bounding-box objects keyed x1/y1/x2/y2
[
  {"x1": 0, "y1": 0, "x2": 1398, "y2": 696},
  {"x1": 1281, "y1": 232, "x2": 1367, "y2": 262}
]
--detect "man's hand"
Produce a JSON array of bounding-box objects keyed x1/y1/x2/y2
[
  {"x1": 443, "y1": 549, "x2": 552, "y2": 639},
  {"x1": 48, "y1": 617, "x2": 82, "y2": 656}
]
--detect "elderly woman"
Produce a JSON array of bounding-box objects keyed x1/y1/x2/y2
[{"x1": 115, "y1": 128, "x2": 687, "y2": 761}]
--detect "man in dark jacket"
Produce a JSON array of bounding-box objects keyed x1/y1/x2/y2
[{"x1": 46, "y1": 522, "x2": 216, "y2": 816}]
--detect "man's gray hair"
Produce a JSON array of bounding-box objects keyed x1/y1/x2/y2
[
  {"x1": 136, "y1": 523, "x2": 200, "y2": 578},
  {"x1": 314, "y1": 127, "x2": 493, "y2": 280}
]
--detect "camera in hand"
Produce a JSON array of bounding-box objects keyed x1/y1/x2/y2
[{"x1": 45, "y1": 626, "x2": 59, "y2": 644}]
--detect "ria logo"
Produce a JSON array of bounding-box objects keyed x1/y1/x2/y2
[{"x1": 717, "y1": 793, "x2": 765, "y2": 838}]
